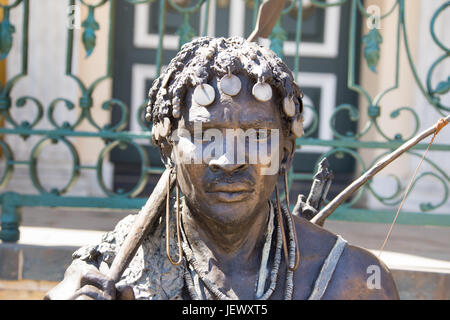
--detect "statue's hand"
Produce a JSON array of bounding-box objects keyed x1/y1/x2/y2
[
  {"x1": 44, "y1": 259, "x2": 135, "y2": 300},
  {"x1": 69, "y1": 265, "x2": 135, "y2": 300}
]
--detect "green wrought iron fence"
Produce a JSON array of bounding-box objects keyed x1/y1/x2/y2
[{"x1": 0, "y1": 0, "x2": 449, "y2": 242}]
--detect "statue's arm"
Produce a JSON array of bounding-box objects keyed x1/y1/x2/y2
[{"x1": 323, "y1": 244, "x2": 400, "y2": 300}]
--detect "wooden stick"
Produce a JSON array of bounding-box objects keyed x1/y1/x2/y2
[
  {"x1": 108, "y1": 168, "x2": 175, "y2": 283},
  {"x1": 311, "y1": 115, "x2": 450, "y2": 226},
  {"x1": 247, "y1": 0, "x2": 286, "y2": 42}
]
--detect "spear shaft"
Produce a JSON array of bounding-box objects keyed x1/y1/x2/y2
[{"x1": 247, "y1": 0, "x2": 286, "y2": 42}]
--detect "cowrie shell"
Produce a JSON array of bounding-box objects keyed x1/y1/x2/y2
[
  {"x1": 152, "y1": 123, "x2": 161, "y2": 141},
  {"x1": 159, "y1": 117, "x2": 171, "y2": 138},
  {"x1": 161, "y1": 69, "x2": 173, "y2": 88},
  {"x1": 172, "y1": 107, "x2": 180, "y2": 119},
  {"x1": 252, "y1": 82, "x2": 272, "y2": 102},
  {"x1": 291, "y1": 114, "x2": 304, "y2": 138},
  {"x1": 172, "y1": 97, "x2": 180, "y2": 105},
  {"x1": 219, "y1": 74, "x2": 241, "y2": 96},
  {"x1": 283, "y1": 97, "x2": 295, "y2": 117},
  {"x1": 193, "y1": 84, "x2": 215, "y2": 106}
]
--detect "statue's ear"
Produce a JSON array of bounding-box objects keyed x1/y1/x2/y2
[{"x1": 280, "y1": 133, "x2": 296, "y2": 175}]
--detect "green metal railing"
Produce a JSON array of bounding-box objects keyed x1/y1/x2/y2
[{"x1": 0, "y1": 0, "x2": 449, "y2": 242}]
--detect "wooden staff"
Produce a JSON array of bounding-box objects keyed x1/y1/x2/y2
[
  {"x1": 108, "y1": 168, "x2": 175, "y2": 283},
  {"x1": 247, "y1": 0, "x2": 286, "y2": 42},
  {"x1": 311, "y1": 115, "x2": 450, "y2": 226}
]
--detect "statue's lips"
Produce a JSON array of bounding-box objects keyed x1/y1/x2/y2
[{"x1": 206, "y1": 183, "x2": 254, "y2": 202}]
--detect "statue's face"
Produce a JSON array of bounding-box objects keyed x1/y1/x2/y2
[{"x1": 171, "y1": 75, "x2": 293, "y2": 226}]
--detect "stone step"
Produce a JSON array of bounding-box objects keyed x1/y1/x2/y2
[{"x1": 0, "y1": 280, "x2": 56, "y2": 300}]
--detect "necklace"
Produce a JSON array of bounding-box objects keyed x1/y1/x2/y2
[{"x1": 179, "y1": 199, "x2": 298, "y2": 300}]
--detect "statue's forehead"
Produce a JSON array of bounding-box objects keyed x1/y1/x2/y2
[{"x1": 183, "y1": 96, "x2": 280, "y2": 130}]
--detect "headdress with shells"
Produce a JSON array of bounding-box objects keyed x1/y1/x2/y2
[{"x1": 146, "y1": 36, "x2": 304, "y2": 148}]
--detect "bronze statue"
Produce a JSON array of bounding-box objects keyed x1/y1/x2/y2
[{"x1": 45, "y1": 37, "x2": 399, "y2": 300}]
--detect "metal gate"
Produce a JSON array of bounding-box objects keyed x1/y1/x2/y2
[{"x1": 0, "y1": 0, "x2": 448, "y2": 242}]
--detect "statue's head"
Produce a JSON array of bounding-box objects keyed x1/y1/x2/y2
[{"x1": 146, "y1": 37, "x2": 304, "y2": 226}]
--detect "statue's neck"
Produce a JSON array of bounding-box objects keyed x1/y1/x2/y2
[{"x1": 181, "y1": 199, "x2": 270, "y2": 273}]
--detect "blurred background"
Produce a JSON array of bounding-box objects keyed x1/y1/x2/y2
[{"x1": 0, "y1": 0, "x2": 449, "y2": 299}]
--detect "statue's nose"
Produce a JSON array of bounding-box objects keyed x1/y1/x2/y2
[{"x1": 208, "y1": 154, "x2": 248, "y2": 174}]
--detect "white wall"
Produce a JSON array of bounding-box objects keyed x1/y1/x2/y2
[{"x1": 3, "y1": 0, "x2": 112, "y2": 197}]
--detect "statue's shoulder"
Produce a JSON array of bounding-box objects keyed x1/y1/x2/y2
[{"x1": 293, "y1": 216, "x2": 399, "y2": 300}]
